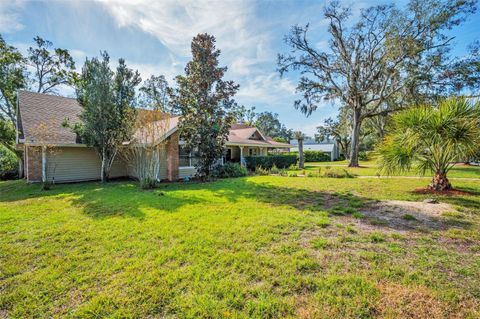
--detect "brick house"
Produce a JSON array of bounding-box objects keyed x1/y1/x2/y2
[{"x1": 16, "y1": 91, "x2": 291, "y2": 183}]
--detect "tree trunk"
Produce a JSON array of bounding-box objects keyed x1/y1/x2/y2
[
  {"x1": 348, "y1": 110, "x2": 361, "y2": 167},
  {"x1": 298, "y1": 138, "x2": 304, "y2": 169},
  {"x1": 429, "y1": 172, "x2": 452, "y2": 191},
  {"x1": 101, "y1": 147, "x2": 106, "y2": 183}
]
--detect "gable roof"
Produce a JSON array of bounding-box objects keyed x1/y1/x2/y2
[
  {"x1": 16, "y1": 91, "x2": 292, "y2": 148},
  {"x1": 17, "y1": 91, "x2": 81, "y2": 145}
]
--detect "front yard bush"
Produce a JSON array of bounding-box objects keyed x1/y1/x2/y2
[
  {"x1": 245, "y1": 154, "x2": 297, "y2": 170},
  {"x1": 291, "y1": 150, "x2": 331, "y2": 162},
  {"x1": 0, "y1": 146, "x2": 18, "y2": 180},
  {"x1": 213, "y1": 162, "x2": 247, "y2": 178}
]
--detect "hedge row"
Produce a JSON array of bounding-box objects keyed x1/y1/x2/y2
[
  {"x1": 244, "y1": 155, "x2": 297, "y2": 170},
  {"x1": 291, "y1": 150, "x2": 331, "y2": 162}
]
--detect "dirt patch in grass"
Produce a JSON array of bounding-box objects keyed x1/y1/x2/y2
[
  {"x1": 413, "y1": 188, "x2": 476, "y2": 196},
  {"x1": 359, "y1": 200, "x2": 456, "y2": 231},
  {"x1": 375, "y1": 283, "x2": 479, "y2": 319}
]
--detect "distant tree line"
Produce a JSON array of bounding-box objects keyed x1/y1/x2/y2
[{"x1": 279, "y1": 0, "x2": 480, "y2": 167}]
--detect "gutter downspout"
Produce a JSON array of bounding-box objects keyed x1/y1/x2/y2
[{"x1": 41, "y1": 146, "x2": 47, "y2": 183}]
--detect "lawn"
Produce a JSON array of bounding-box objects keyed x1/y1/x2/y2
[
  {"x1": 1, "y1": 176, "x2": 480, "y2": 318},
  {"x1": 294, "y1": 162, "x2": 480, "y2": 179}
]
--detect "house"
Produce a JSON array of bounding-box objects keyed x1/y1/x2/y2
[
  {"x1": 289, "y1": 138, "x2": 340, "y2": 161},
  {"x1": 16, "y1": 91, "x2": 291, "y2": 183}
]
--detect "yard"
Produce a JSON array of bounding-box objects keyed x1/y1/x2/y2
[{"x1": 1, "y1": 175, "x2": 480, "y2": 318}]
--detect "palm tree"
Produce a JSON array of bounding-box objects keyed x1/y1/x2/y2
[
  {"x1": 377, "y1": 97, "x2": 480, "y2": 191},
  {"x1": 294, "y1": 131, "x2": 306, "y2": 169}
]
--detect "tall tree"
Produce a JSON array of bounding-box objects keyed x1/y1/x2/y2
[
  {"x1": 70, "y1": 52, "x2": 140, "y2": 182},
  {"x1": 170, "y1": 33, "x2": 239, "y2": 181},
  {"x1": 138, "y1": 75, "x2": 170, "y2": 110},
  {"x1": 316, "y1": 108, "x2": 351, "y2": 159},
  {"x1": 27, "y1": 36, "x2": 76, "y2": 94},
  {"x1": 0, "y1": 35, "x2": 26, "y2": 152},
  {"x1": 255, "y1": 111, "x2": 293, "y2": 141},
  {"x1": 378, "y1": 97, "x2": 480, "y2": 191},
  {"x1": 235, "y1": 105, "x2": 257, "y2": 126},
  {"x1": 278, "y1": 0, "x2": 476, "y2": 167}
]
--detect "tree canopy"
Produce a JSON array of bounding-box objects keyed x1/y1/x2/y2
[
  {"x1": 278, "y1": 0, "x2": 477, "y2": 167},
  {"x1": 27, "y1": 36, "x2": 77, "y2": 94},
  {"x1": 71, "y1": 52, "x2": 141, "y2": 182}
]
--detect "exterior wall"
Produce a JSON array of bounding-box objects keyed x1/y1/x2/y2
[
  {"x1": 125, "y1": 147, "x2": 168, "y2": 181},
  {"x1": 166, "y1": 132, "x2": 179, "y2": 181},
  {"x1": 44, "y1": 146, "x2": 127, "y2": 183},
  {"x1": 179, "y1": 167, "x2": 196, "y2": 179},
  {"x1": 26, "y1": 146, "x2": 42, "y2": 182}
]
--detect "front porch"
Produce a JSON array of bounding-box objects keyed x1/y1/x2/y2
[{"x1": 225, "y1": 145, "x2": 286, "y2": 165}]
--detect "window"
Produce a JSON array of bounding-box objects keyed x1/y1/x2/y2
[{"x1": 179, "y1": 144, "x2": 200, "y2": 167}]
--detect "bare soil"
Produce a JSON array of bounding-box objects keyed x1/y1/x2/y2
[
  {"x1": 413, "y1": 188, "x2": 476, "y2": 196},
  {"x1": 358, "y1": 199, "x2": 456, "y2": 231}
]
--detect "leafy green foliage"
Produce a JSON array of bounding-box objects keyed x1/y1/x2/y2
[
  {"x1": 170, "y1": 34, "x2": 238, "y2": 181},
  {"x1": 69, "y1": 52, "x2": 140, "y2": 182},
  {"x1": 138, "y1": 75, "x2": 169, "y2": 110},
  {"x1": 212, "y1": 162, "x2": 247, "y2": 178},
  {"x1": 378, "y1": 97, "x2": 480, "y2": 190},
  {"x1": 0, "y1": 145, "x2": 17, "y2": 179},
  {"x1": 279, "y1": 0, "x2": 477, "y2": 167},
  {"x1": 358, "y1": 151, "x2": 369, "y2": 161},
  {"x1": 27, "y1": 36, "x2": 76, "y2": 94},
  {"x1": 245, "y1": 155, "x2": 297, "y2": 170},
  {"x1": 0, "y1": 35, "x2": 26, "y2": 146},
  {"x1": 303, "y1": 151, "x2": 331, "y2": 162}
]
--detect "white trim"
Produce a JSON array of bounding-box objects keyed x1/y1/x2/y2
[{"x1": 24, "y1": 143, "x2": 88, "y2": 148}]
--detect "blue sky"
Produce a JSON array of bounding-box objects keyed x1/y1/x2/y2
[{"x1": 1, "y1": 0, "x2": 479, "y2": 135}]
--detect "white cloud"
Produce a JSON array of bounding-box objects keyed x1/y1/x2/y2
[
  {"x1": 236, "y1": 72, "x2": 296, "y2": 105},
  {"x1": 97, "y1": 0, "x2": 260, "y2": 56},
  {"x1": 0, "y1": 0, "x2": 24, "y2": 33}
]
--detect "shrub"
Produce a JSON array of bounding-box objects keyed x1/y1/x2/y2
[
  {"x1": 254, "y1": 166, "x2": 270, "y2": 175},
  {"x1": 358, "y1": 151, "x2": 369, "y2": 161},
  {"x1": 41, "y1": 180, "x2": 53, "y2": 191},
  {"x1": 0, "y1": 146, "x2": 18, "y2": 180},
  {"x1": 213, "y1": 162, "x2": 247, "y2": 178},
  {"x1": 244, "y1": 155, "x2": 297, "y2": 170},
  {"x1": 270, "y1": 164, "x2": 280, "y2": 174},
  {"x1": 323, "y1": 168, "x2": 354, "y2": 178},
  {"x1": 140, "y1": 177, "x2": 158, "y2": 189},
  {"x1": 291, "y1": 150, "x2": 331, "y2": 162}
]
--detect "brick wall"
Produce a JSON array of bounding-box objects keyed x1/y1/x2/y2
[
  {"x1": 166, "y1": 132, "x2": 179, "y2": 181},
  {"x1": 26, "y1": 146, "x2": 42, "y2": 182}
]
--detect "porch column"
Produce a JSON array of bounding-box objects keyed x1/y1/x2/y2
[
  {"x1": 41, "y1": 146, "x2": 47, "y2": 183},
  {"x1": 240, "y1": 146, "x2": 245, "y2": 167}
]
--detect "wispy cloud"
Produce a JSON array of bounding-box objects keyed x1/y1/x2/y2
[
  {"x1": 0, "y1": 0, "x2": 24, "y2": 33},
  {"x1": 97, "y1": 0, "x2": 261, "y2": 57}
]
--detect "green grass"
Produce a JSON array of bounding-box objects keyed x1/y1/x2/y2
[
  {"x1": 300, "y1": 162, "x2": 480, "y2": 179},
  {"x1": 1, "y1": 176, "x2": 480, "y2": 318}
]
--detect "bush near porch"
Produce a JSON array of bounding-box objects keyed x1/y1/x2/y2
[
  {"x1": 291, "y1": 150, "x2": 331, "y2": 162},
  {"x1": 245, "y1": 154, "x2": 297, "y2": 170}
]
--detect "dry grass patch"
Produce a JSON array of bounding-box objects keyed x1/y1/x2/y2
[{"x1": 375, "y1": 283, "x2": 480, "y2": 319}]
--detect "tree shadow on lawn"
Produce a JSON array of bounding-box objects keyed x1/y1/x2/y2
[{"x1": 1, "y1": 178, "x2": 477, "y2": 232}]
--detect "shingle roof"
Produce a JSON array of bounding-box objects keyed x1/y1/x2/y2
[
  {"x1": 17, "y1": 91, "x2": 81, "y2": 144},
  {"x1": 16, "y1": 91, "x2": 292, "y2": 148}
]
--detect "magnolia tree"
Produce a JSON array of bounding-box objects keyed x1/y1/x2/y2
[{"x1": 170, "y1": 33, "x2": 239, "y2": 181}]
